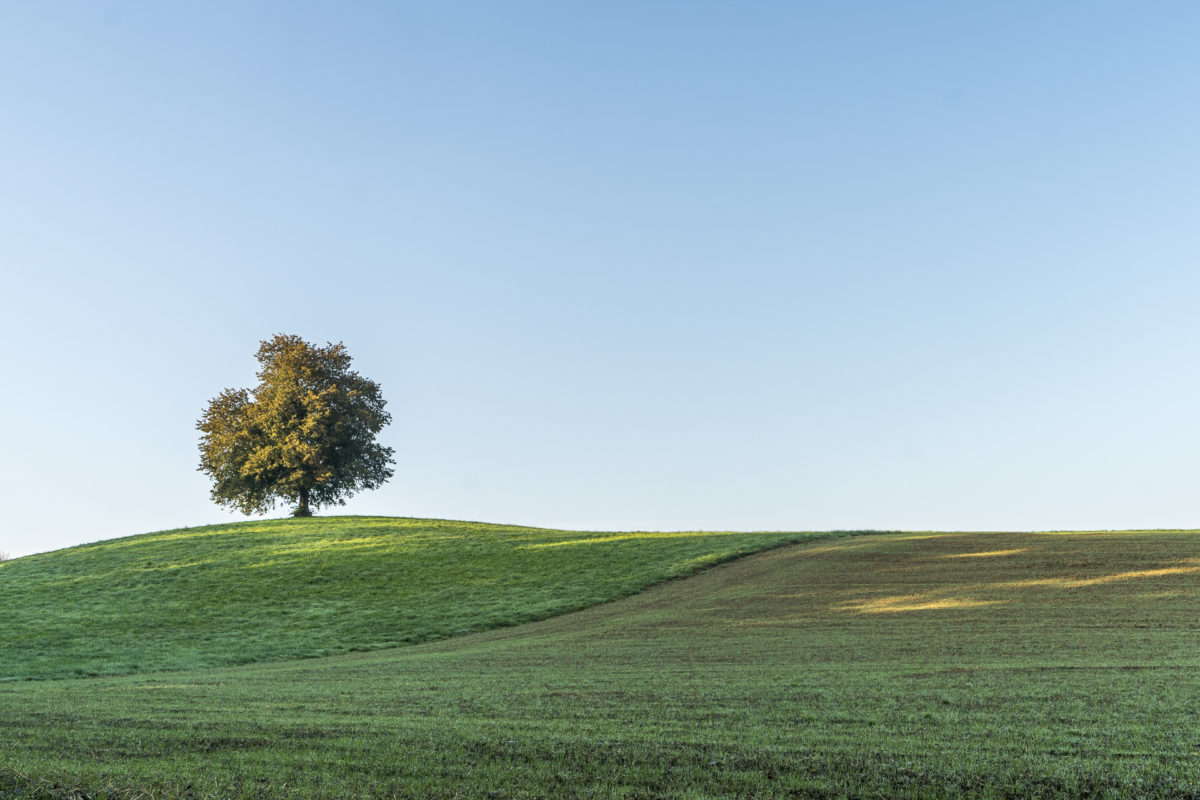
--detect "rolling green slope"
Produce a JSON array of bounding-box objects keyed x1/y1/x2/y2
[
  {"x1": 0, "y1": 516, "x2": 817, "y2": 680},
  {"x1": 3, "y1": 529, "x2": 1200, "y2": 798}
]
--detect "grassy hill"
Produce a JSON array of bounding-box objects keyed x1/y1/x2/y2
[
  {"x1": 3, "y1": 527, "x2": 1200, "y2": 798},
  {"x1": 0, "y1": 516, "x2": 818, "y2": 680}
]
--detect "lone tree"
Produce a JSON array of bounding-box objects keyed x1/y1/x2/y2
[{"x1": 197, "y1": 334, "x2": 395, "y2": 517}]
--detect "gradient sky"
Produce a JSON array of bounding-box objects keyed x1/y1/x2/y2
[{"x1": 4, "y1": 2, "x2": 1200, "y2": 557}]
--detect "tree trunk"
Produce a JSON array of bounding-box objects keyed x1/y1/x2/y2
[{"x1": 295, "y1": 487, "x2": 312, "y2": 517}]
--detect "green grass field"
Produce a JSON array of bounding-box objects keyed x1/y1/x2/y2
[
  {"x1": 0, "y1": 517, "x2": 814, "y2": 681},
  {"x1": 3, "y1": 522, "x2": 1200, "y2": 798}
]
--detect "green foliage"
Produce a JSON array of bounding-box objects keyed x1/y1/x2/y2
[
  {"x1": 2, "y1": 530, "x2": 1199, "y2": 798},
  {"x1": 197, "y1": 334, "x2": 394, "y2": 516},
  {"x1": 0, "y1": 516, "x2": 812, "y2": 681}
]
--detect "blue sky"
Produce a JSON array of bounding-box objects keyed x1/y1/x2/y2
[{"x1": 3, "y1": 3, "x2": 1200, "y2": 557}]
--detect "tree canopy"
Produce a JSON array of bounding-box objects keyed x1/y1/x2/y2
[{"x1": 197, "y1": 334, "x2": 395, "y2": 516}]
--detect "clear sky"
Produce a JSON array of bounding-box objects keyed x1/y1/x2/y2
[{"x1": 3, "y1": 2, "x2": 1200, "y2": 557}]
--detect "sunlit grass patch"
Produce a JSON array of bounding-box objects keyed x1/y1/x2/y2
[
  {"x1": 992, "y1": 564, "x2": 1200, "y2": 590},
  {"x1": 1064, "y1": 563, "x2": 1200, "y2": 586},
  {"x1": 939, "y1": 548, "x2": 1028, "y2": 558},
  {"x1": 521, "y1": 531, "x2": 721, "y2": 548},
  {"x1": 786, "y1": 540, "x2": 876, "y2": 557},
  {"x1": 264, "y1": 535, "x2": 394, "y2": 556},
  {"x1": 839, "y1": 593, "x2": 1005, "y2": 613}
]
